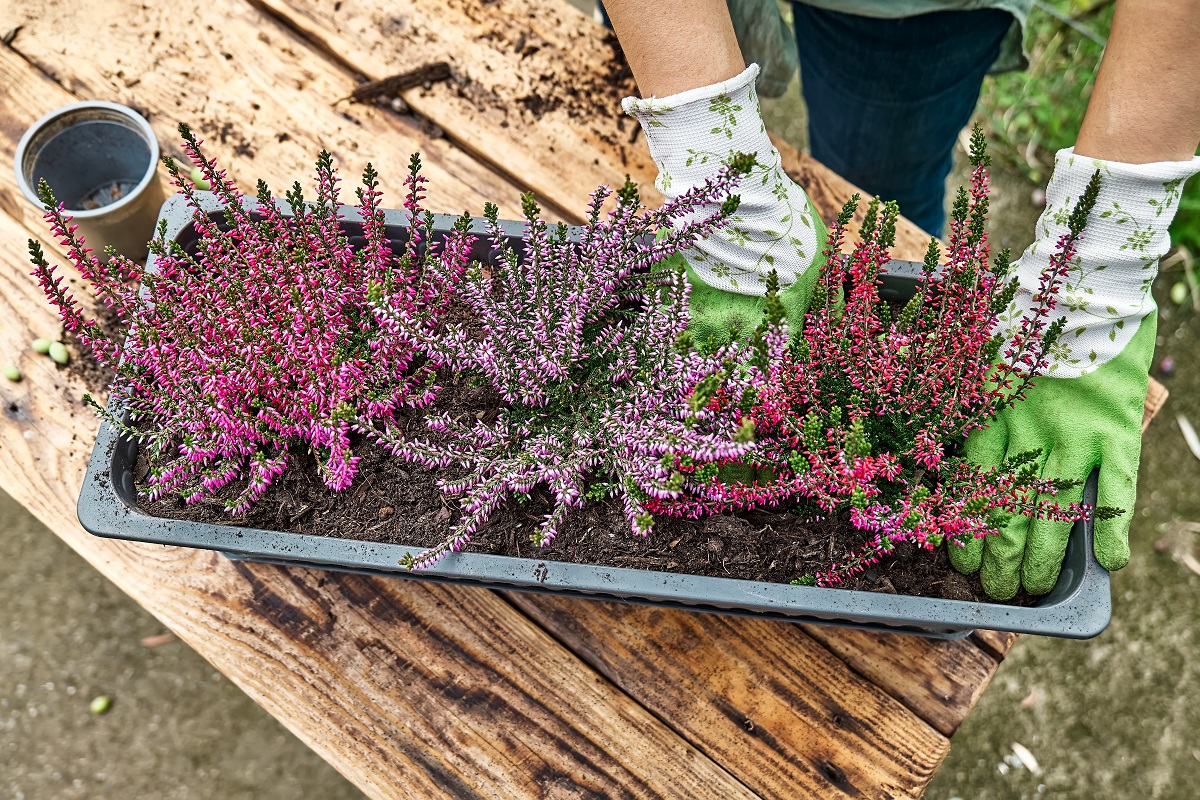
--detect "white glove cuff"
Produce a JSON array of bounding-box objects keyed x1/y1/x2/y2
[
  {"x1": 621, "y1": 65, "x2": 778, "y2": 199},
  {"x1": 1006, "y1": 147, "x2": 1200, "y2": 377},
  {"x1": 621, "y1": 64, "x2": 759, "y2": 117},
  {"x1": 618, "y1": 64, "x2": 822, "y2": 296}
]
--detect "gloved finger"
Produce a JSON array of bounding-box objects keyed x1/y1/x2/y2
[
  {"x1": 980, "y1": 435, "x2": 1051, "y2": 601},
  {"x1": 950, "y1": 419, "x2": 1009, "y2": 575},
  {"x1": 980, "y1": 514, "x2": 1030, "y2": 601},
  {"x1": 1094, "y1": 444, "x2": 1140, "y2": 571},
  {"x1": 1021, "y1": 448, "x2": 1089, "y2": 595}
]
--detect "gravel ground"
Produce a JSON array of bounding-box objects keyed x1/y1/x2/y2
[{"x1": 0, "y1": 495, "x2": 364, "y2": 800}]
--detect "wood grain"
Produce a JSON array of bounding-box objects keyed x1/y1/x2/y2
[
  {"x1": 0, "y1": 0, "x2": 528, "y2": 222},
  {"x1": 971, "y1": 630, "x2": 1020, "y2": 660},
  {"x1": 800, "y1": 626, "x2": 998, "y2": 737},
  {"x1": 507, "y1": 594, "x2": 949, "y2": 800},
  {"x1": 249, "y1": 0, "x2": 656, "y2": 223}
]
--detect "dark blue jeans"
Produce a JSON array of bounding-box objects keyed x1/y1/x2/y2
[{"x1": 791, "y1": 5, "x2": 1012, "y2": 235}]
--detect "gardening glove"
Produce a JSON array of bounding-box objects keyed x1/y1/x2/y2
[
  {"x1": 951, "y1": 148, "x2": 1200, "y2": 600},
  {"x1": 622, "y1": 63, "x2": 827, "y2": 352}
]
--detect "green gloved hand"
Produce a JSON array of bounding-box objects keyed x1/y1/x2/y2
[
  {"x1": 684, "y1": 238, "x2": 823, "y2": 351},
  {"x1": 958, "y1": 314, "x2": 1155, "y2": 598},
  {"x1": 951, "y1": 149, "x2": 1200, "y2": 599},
  {"x1": 623, "y1": 64, "x2": 828, "y2": 351}
]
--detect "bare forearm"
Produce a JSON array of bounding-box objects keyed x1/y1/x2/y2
[
  {"x1": 1076, "y1": 0, "x2": 1200, "y2": 163},
  {"x1": 602, "y1": 0, "x2": 744, "y2": 97}
]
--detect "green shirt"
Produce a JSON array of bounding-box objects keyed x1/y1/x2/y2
[{"x1": 795, "y1": 0, "x2": 1031, "y2": 73}]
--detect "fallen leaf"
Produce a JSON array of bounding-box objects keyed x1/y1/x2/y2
[
  {"x1": 1177, "y1": 414, "x2": 1200, "y2": 462},
  {"x1": 1182, "y1": 552, "x2": 1200, "y2": 577},
  {"x1": 139, "y1": 633, "x2": 174, "y2": 648},
  {"x1": 1011, "y1": 742, "x2": 1042, "y2": 776}
]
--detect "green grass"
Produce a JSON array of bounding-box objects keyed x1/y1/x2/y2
[{"x1": 977, "y1": 0, "x2": 1112, "y2": 183}]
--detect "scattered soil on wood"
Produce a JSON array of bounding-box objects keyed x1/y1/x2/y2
[
  {"x1": 132, "y1": 361, "x2": 1032, "y2": 606},
  {"x1": 63, "y1": 300, "x2": 122, "y2": 394}
]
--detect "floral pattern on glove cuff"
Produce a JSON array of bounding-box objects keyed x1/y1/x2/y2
[
  {"x1": 1000, "y1": 148, "x2": 1200, "y2": 377},
  {"x1": 623, "y1": 64, "x2": 822, "y2": 296}
]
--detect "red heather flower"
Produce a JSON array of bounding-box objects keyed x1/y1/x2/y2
[
  {"x1": 372, "y1": 159, "x2": 760, "y2": 569},
  {"x1": 652, "y1": 127, "x2": 1104, "y2": 587},
  {"x1": 29, "y1": 123, "x2": 473, "y2": 512}
]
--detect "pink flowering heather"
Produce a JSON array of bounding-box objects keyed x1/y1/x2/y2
[
  {"x1": 29, "y1": 123, "x2": 474, "y2": 512},
  {"x1": 372, "y1": 159, "x2": 760, "y2": 569},
  {"x1": 651, "y1": 128, "x2": 1114, "y2": 586}
]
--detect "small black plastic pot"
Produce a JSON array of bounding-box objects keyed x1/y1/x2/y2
[
  {"x1": 14, "y1": 101, "x2": 166, "y2": 261},
  {"x1": 77, "y1": 194, "x2": 1112, "y2": 639}
]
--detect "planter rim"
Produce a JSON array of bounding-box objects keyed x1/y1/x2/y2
[
  {"x1": 76, "y1": 192, "x2": 1113, "y2": 640},
  {"x1": 14, "y1": 100, "x2": 160, "y2": 218}
]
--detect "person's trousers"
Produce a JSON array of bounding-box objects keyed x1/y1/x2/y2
[{"x1": 791, "y1": 4, "x2": 1012, "y2": 235}]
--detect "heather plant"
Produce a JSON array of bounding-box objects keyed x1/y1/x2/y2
[
  {"x1": 30, "y1": 124, "x2": 474, "y2": 512},
  {"x1": 372, "y1": 161, "x2": 760, "y2": 569},
  {"x1": 650, "y1": 128, "x2": 1117, "y2": 587}
]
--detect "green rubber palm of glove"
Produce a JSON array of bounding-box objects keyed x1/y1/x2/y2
[
  {"x1": 683, "y1": 204, "x2": 828, "y2": 353},
  {"x1": 685, "y1": 258, "x2": 820, "y2": 352},
  {"x1": 950, "y1": 313, "x2": 1155, "y2": 600}
]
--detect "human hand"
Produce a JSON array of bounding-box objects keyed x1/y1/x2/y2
[
  {"x1": 952, "y1": 149, "x2": 1199, "y2": 599},
  {"x1": 623, "y1": 64, "x2": 827, "y2": 350}
]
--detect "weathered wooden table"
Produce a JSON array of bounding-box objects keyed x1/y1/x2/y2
[{"x1": 0, "y1": 1, "x2": 1168, "y2": 797}]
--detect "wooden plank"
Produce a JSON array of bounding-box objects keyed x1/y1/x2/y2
[
  {"x1": 0, "y1": 31, "x2": 771, "y2": 800},
  {"x1": 508, "y1": 594, "x2": 949, "y2": 800},
  {"x1": 245, "y1": 0, "x2": 936, "y2": 261},
  {"x1": 971, "y1": 630, "x2": 1019, "y2": 660},
  {"x1": 0, "y1": 0, "x2": 528, "y2": 223},
  {"x1": 248, "y1": 0, "x2": 652, "y2": 221},
  {"x1": 1144, "y1": 377, "x2": 1168, "y2": 432},
  {"x1": 800, "y1": 626, "x2": 998, "y2": 737}
]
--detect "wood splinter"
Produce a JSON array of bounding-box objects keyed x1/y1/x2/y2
[{"x1": 336, "y1": 61, "x2": 451, "y2": 105}]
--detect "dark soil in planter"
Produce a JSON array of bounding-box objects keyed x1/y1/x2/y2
[{"x1": 129, "y1": 363, "x2": 1035, "y2": 607}]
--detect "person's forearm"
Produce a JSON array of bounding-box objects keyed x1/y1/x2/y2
[
  {"x1": 1075, "y1": 0, "x2": 1200, "y2": 163},
  {"x1": 602, "y1": 0, "x2": 745, "y2": 97}
]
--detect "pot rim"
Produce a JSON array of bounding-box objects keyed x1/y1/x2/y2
[{"x1": 13, "y1": 100, "x2": 161, "y2": 219}]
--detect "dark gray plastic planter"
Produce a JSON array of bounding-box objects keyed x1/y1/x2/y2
[{"x1": 77, "y1": 193, "x2": 1112, "y2": 640}]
